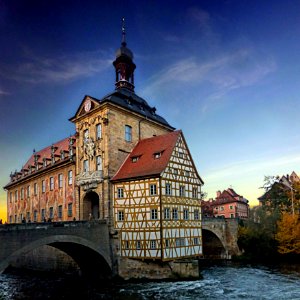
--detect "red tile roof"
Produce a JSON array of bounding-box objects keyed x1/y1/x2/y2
[
  {"x1": 23, "y1": 136, "x2": 76, "y2": 168},
  {"x1": 112, "y1": 130, "x2": 181, "y2": 181}
]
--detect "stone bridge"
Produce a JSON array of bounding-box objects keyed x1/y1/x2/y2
[
  {"x1": 202, "y1": 218, "x2": 241, "y2": 259},
  {"x1": 0, "y1": 220, "x2": 113, "y2": 280}
]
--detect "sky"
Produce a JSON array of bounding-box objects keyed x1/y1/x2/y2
[{"x1": 1, "y1": 0, "x2": 300, "y2": 221}]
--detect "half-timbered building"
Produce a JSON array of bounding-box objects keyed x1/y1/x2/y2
[{"x1": 112, "y1": 130, "x2": 204, "y2": 260}]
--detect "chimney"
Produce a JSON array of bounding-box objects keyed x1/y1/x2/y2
[{"x1": 216, "y1": 190, "x2": 221, "y2": 198}]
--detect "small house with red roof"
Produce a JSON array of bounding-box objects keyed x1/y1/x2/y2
[{"x1": 206, "y1": 188, "x2": 249, "y2": 219}]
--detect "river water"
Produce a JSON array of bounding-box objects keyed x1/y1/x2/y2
[{"x1": 1, "y1": 262, "x2": 300, "y2": 299}]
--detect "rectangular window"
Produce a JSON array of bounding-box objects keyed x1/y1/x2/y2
[
  {"x1": 125, "y1": 125, "x2": 132, "y2": 142},
  {"x1": 15, "y1": 190, "x2": 18, "y2": 201},
  {"x1": 164, "y1": 207, "x2": 170, "y2": 219},
  {"x1": 26, "y1": 211, "x2": 30, "y2": 221},
  {"x1": 175, "y1": 238, "x2": 185, "y2": 247},
  {"x1": 117, "y1": 188, "x2": 124, "y2": 198},
  {"x1": 58, "y1": 205, "x2": 63, "y2": 218},
  {"x1": 179, "y1": 186, "x2": 185, "y2": 197},
  {"x1": 68, "y1": 170, "x2": 73, "y2": 185},
  {"x1": 42, "y1": 180, "x2": 46, "y2": 193},
  {"x1": 183, "y1": 208, "x2": 189, "y2": 220},
  {"x1": 118, "y1": 210, "x2": 124, "y2": 221},
  {"x1": 192, "y1": 187, "x2": 197, "y2": 199},
  {"x1": 49, "y1": 207, "x2": 53, "y2": 219},
  {"x1": 231, "y1": 214, "x2": 234, "y2": 218},
  {"x1": 185, "y1": 170, "x2": 190, "y2": 177},
  {"x1": 125, "y1": 241, "x2": 129, "y2": 249},
  {"x1": 136, "y1": 240, "x2": 141, "y2": 250},
  {"x1": 21, "y1": 188, "x2": 24, "y2": 200},
  {"x1": 14, "y1": 215, "x2": 17, "y2": 223},
  {"x1": 41, "y1": 209, "x2": 45, "y2": 221},
  {"x1": 83, "y1": 160, "x2": 89, "y2": 172},
  {"x1": 58, "y1": 174, "x2": 63, "y2": 188},
  {"x1": 165, "y1": 183, "x2": 171, "y2": 196},
  {"x1": 172, "y1": 208, "x2": 178, "y2": 220},
  {"x1": 27, "y1": 186, "x2": 30, "y2": 197},
  {"x1": 165, "y1": 239, "x2": 170, "y2": 248},
  {"x1": 96, "y1": 156, "x2": 102, "y2": 171},
  {"x1": 194, "y1": 209, "x2": 199, "y2": 220},
  {"x1": 178, "y1": 151, "x2": 184, "y2": 158},
  {"x1": 68, "y1": 203, "x2": 73, "y2": 217},
  {"x1": 83, "y1": 129, "x2": 89, "y2": 141},
  {"x1": 50, "y1": 177, "x2": 54, "y2": 190},
  {"x1": 150, "y1": 184, "x2": 157, "y2": 196},
  {"x1": 230, "y1": 205, "x2": 233, "y2": 210},
  {"x1": 151, "y1": 208, "x2": 158, "y2": 220},
  {"x1": 194, "y1": 237, "x2": 199, "y2": 245},
  {"x1": 33, "y1": 210, "x2": 37, "y2": 222},
  {"x1": 150, "y1": 240, "x2": 156, "y2": 249},
  {"x1": 34, "y1": 183, "x2": 38, "y2": 195},
  {"x1": 220, "y1": 206, "x2": 224, "y2": 211},
  {"x1": 96, "y1": 123, "x2": 102, "y2": 140}
]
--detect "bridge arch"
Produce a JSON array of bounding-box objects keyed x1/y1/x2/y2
[
  {"x1": 202, "y1": 229, "x2": 228, "y2": 259},
  {"x1": 1, "y1": 234, "x2": 112, "y2": 281}
]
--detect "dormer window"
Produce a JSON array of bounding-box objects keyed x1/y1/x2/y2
[
  {"x1": 154, "y1": 151, "x2": 163, "y2": 159},
  {"x1": 131, "y1": 156, "x2": 139, "y2": 163},
  {"x1": 60, "y1": 150, "x2": 65, "y2": 160}
]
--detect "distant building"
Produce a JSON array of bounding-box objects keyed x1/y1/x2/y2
[
  {"x1": 203, "y1": 188, "x2": 249, "y2": 219},
  {"x1": 258, "y1": 171, "x2": 299, "y2": 211}
]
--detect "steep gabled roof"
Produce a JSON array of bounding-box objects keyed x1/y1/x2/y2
[
  {"x1": 70, "y1": 88, "x2": 174, "y2": 129},
  {"x1": 111, "y1": 130, "x2": 181, "y2": 181}
]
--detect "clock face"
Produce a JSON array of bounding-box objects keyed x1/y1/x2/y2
[{"x1": 84, "y1": 99, "x2": 91, "y2": 112}]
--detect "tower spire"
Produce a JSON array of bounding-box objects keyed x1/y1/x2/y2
[
  {"x1": 121, "y1": 17, "x2": 126, "y2": 47},
  {"x1": 113, "y1": 18, "x2": 136, "y2": 92}
]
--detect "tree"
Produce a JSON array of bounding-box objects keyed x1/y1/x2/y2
[{"x1": 275, "y1": 212, "x2": 300, "y2": 254}]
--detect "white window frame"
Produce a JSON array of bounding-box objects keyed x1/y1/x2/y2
[
  {"x1": 164, "y1": 207, "x2": 170, "y2": 219},
  {"x1": 118, "y1": 210, "x2": 124, "y2": 221},
  {"x1": 125, "y1": 125, "x2": 132, "y2": 142},
  {"x1": 165, "y1": 183, "x2": 171, "y2": 196},
  {"x1": 58, "y1": 174, "x2": 63, "y2": 188},
  {"x1": 117, "y1": 188, "x2": 124, "y2": 198},
  {"x1": 96, "y1": 123, "x2": 102, "y2": 140},
  {"x1": 68, "y1": 170, "x2": 73, "y2": 185},
  {"x1": 151, "y1": 208, "x2": 158, "y2": 220},
  {"x1": 150, "y1": 184, "x2": 157, "y2": 196}
]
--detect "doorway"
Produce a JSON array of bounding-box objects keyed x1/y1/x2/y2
[{"x1": 83, "y1": 191, "x2": 100, "y2": 220}]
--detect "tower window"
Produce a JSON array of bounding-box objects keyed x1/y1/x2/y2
[
  {"x1": 96, "y1": 123, "x2": 102, "y2": 140},
  {"x1": 96, "y1": 156, "x2": 102, "y2": 171},
  {"x1": 125, "y1": 125, "x2": 132, "y2": 142},
  {"x1": 83, "y1": 160, "x2": 89, "y2": 172}
]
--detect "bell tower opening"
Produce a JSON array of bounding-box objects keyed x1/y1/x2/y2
[{"x1": 83, "y1": 191, "x2": 100, "y2": 220}]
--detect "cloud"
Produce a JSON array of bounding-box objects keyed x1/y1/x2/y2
[
  {"x1": 0, "y1": 89, "x2": 10, "y2": 96},
  {"x1": 205, "y1": 153, "x2": 300, "y2": 184},
  {"x1": 143, "y1": 48, "x2": 276, "y2": 112},
  {"x1": 0, "y1": 49, "x2": 112, "y2": 84}
]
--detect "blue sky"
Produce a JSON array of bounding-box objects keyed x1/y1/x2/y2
[{"x1": 1, "y1": 0, "x2": 300, "y2": 219}]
